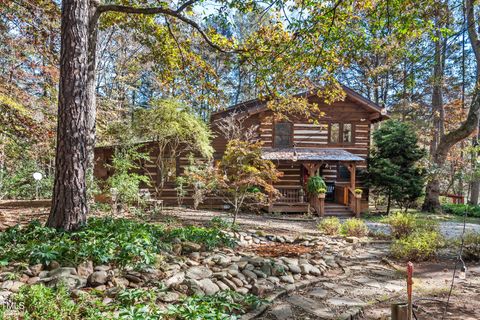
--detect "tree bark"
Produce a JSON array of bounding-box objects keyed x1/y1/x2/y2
[
  {"x1": 423, "y1": 0, "x2": 480, "y2": 212},
  {"x1": 47, "y1": 0, "x2": 90, "y2": 230}
]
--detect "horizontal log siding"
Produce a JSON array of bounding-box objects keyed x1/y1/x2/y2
[{"x1": 95, "y1": 97, "x2": 378, "y2": 211}]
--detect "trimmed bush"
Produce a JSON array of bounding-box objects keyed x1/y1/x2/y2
[
  {"x1": 317, "y1": 217, "x2": 341, "y2": 235},
  {"x1": 442, "y1": 203, "x2": 480, "y2": 218},
  {"x1": 340, "y1": 218, "x2": 368, "y2": 237},
  {"x1": 384, "y1": 212, "x2": 416, "y2": 239},
  {"x1": 391, "y1": 230, "x2": 444, "y2": 261}
]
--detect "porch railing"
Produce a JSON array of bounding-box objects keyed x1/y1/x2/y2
[
  {"x1": 345, "y1": 187, "x2": 361, "y2": 217},
  {"x1": 276, "y1": 187, "x2": 306, "y2": 203}
]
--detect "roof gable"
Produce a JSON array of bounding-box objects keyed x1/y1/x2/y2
[{"x1": 211, "y1": 85, "x2": 388, "y2": 122}]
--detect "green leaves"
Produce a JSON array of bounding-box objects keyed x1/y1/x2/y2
[
  {"x1": 0, "y1": 217, "x2": 235, "y2": 269},
  {"x1": 367, "y1": 120, "x2": 426, "y2": 211}
]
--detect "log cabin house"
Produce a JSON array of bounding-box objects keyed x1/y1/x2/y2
[{"x1": 94, "y1": 85, "x2": 388, "y2": 216}]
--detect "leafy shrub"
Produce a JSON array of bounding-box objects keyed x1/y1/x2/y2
[
  {"x1": 182, "y1": 160, "x2": 217, "y2": 210},
  {"x1": 391, "y1": 230, "x2": 444, "y2": 261},
  {"x1": 106, "y1": 146, "x2": 150, "y2": 206},
  {"x1": 442, "y1": 203, "x2": 480, "y2": 218},
  {"x1": 463, "y1": 232, "x2": 480, "y2": 261},
  {"x1": 6, "y1": 284, "x2": 106, "y2": 320},
  {"x1": 0, "y1": 218, "x2": 235, "y2": 268},
  {"x1": 163, "y1": 290, "x2": 265, "y2": 319},
  {"x1": 0, "y1": 159, "x2": 53, "y2": 200},
  {"x1": 306, "y1": 176, "x2": 326, "y2": 195},
  {"x1": 340, "y1": 218, "x2": 368, "y2": 237},
  {"x1": 384, "y1": 212, "x2": 417, "y2": 238},
  {"x1": 317, "y1": 217, "x2": 341, "y2": 235}
]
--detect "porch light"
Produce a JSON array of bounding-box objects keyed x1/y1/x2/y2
[{"x1": 292, "y1": 144, "x2": 298, "y2": 162}]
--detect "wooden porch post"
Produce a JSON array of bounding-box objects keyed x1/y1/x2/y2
[
  {"x1": 302, "y1": 162, "x2": 323, "y2": 216},
  {"x1": 348, "y1": 162, "x2": 361, "y2": 217},
  {"x1": 349, "y1": 162, "x2": 356, "y2": 189}
]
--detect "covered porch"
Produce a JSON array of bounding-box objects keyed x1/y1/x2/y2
[{"x1": 262, "y1": 148, "x2": 365, "y2": 217}]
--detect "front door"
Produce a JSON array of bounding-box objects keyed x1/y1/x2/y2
[{"x1": 325, "y1": 182, "x2": 335, "y2": 202}]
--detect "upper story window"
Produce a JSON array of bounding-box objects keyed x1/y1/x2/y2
[
  {"x1": 274, "y1": 122, "x2": 293, "y2": 148},
  {"x1": 329, "y1": 123, "x2": 354, "y2": 144}
]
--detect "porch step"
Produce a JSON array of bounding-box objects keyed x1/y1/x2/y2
[
  {"x1": 268, "y1": 203, "x2": 355, "y2": 216},
  {"x1": 325, "y1": 204, "x2": 354, "y2": 217}
]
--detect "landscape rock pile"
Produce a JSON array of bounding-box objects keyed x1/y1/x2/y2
[{"x1": 0, "y1": 230, "x2": 364, "y2": 306}]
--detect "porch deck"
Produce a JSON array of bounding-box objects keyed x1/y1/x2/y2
[
  {"x1": 269, "y1": 187, "x2": 354, "y2": 216},
  {"x1": 269, "y1": 202, "x2": 354, "y2": 216}
]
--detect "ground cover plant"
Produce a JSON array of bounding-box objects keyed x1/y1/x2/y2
[
  {"x1": 0, "y1": 218, "x2": 235, "y2": 269},
  {"x1": 442, "y1": 203, "x2": 480, "y2": 218},
  {"x1": 0, "y1": 284, "x2": 263, "y2": 320}
]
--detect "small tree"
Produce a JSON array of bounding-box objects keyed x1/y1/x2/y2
[
  {"x1": 215, "y1": 139, "x2": 282, "y2": 224},
  {"x1": 366, "y1": 120, "x2": 426, "y2": 214},
  {"x1": 106, "y1": 145, "x2": 150, "y2": 209},
  {"x1": 134, "y1": 99, "x2": 213, "y2": 195},
  {"x1": 182, "y1": 159, "x2": 217, "y2": 210}
]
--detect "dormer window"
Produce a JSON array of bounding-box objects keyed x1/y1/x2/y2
[
  {"x1": 329, "y1": 123, "x2": 354, "y2": 144},
  {"x1": 274, "y1": 122, "x2": 293, "y2": 148}
]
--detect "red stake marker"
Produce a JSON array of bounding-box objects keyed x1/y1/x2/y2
[{"x1": 407, "y1": 262, "x2": 414, "y2": 320}]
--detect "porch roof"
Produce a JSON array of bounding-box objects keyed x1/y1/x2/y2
[{"x1": 261, "y1": 148, "x2": 364, "y2": 162}]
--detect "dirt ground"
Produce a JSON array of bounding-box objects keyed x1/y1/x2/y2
[{"x1": 1, "y1": 205, "x2": 479, "y2": 319}]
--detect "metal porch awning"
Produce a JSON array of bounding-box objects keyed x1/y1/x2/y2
[{"x1": 261, "y1": 148, "x2": 364, "y2": 162}]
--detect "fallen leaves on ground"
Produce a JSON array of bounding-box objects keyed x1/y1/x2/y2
[{"x1": 246, "y1": 243, "x2": 314, "y2": 257}]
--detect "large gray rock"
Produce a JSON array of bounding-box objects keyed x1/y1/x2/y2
[
  {"x1": 49, "y1": 267, "x2": 77, "y2": 278},
  {"x1": 299, "y1": 263, "x2": 313, "y2": 275},
  {"x1": 88, "y1": 271, "x2": 109, "y2": 287},
  {"x1": 251, "y1": 280, "x2": 274, "y2": 296},
  {"x1": 198, "y1": 278, "x2": 220, "y2": 295},
  {"x1": 184, "y1": 279, "x2": 205, "y2": 296},
  {"x1": 280, "y1": 274, "x2": 295, "y2": 284},
  {"x1": 158, "y1": 291, "x2": 180, "y2": 303},
  {"x1": 77, "y1": 261, "x2": 94, "y2": 277},
  {"x1": 182, "y1": 241, "x2": 202, "y2": 253},
  {"x1": 242, "y1": 269, "x2": 258, "y2": 281},
  {"x1": 186, "y1": 266, "x2": 212, "y2": 280},
  {"x1": 288, "y1": 264, "x2": 301, "y2": 274},
  {"x1": 47, "y1": 275, "x2": 87, "y2": 290},
  {"x1": 1, "y1": 280, "x2": 24, "y2": 293},
  {"x1": 165, "y1": 271, "x2": 185, "y2": 288}
]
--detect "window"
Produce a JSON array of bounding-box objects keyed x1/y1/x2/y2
[
  {"x1": 329, "y1": 123, "x2": 354, "y2": 144},
  {"x1": 274, "y1": 122, "x2": 293, "y2": 148},
  {"x1": 330, "y1": 123, "x2": 340, "y2": 143},
  {"x1": 343, "y1": 123, "x2": 352, "y2": 143}
]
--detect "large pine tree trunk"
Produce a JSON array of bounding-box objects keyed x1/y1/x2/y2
[{"x1": 47, "y1": 0, "x2": 90, "y2": 230}]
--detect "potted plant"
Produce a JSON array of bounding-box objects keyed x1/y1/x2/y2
[
  {"x1": 354, "y1": 188, "x2": 363, "y2": 198},
  {"x1": 317, "y1": 187, "x2": 327, "y2": 199},
  {"x1": 307, "y1": 175, "x2": 327, "y2": 198}
]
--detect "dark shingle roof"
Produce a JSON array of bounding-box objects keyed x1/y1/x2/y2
[{"x1": 261, "y1": 148, "x2": 364, "y2": 162}]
